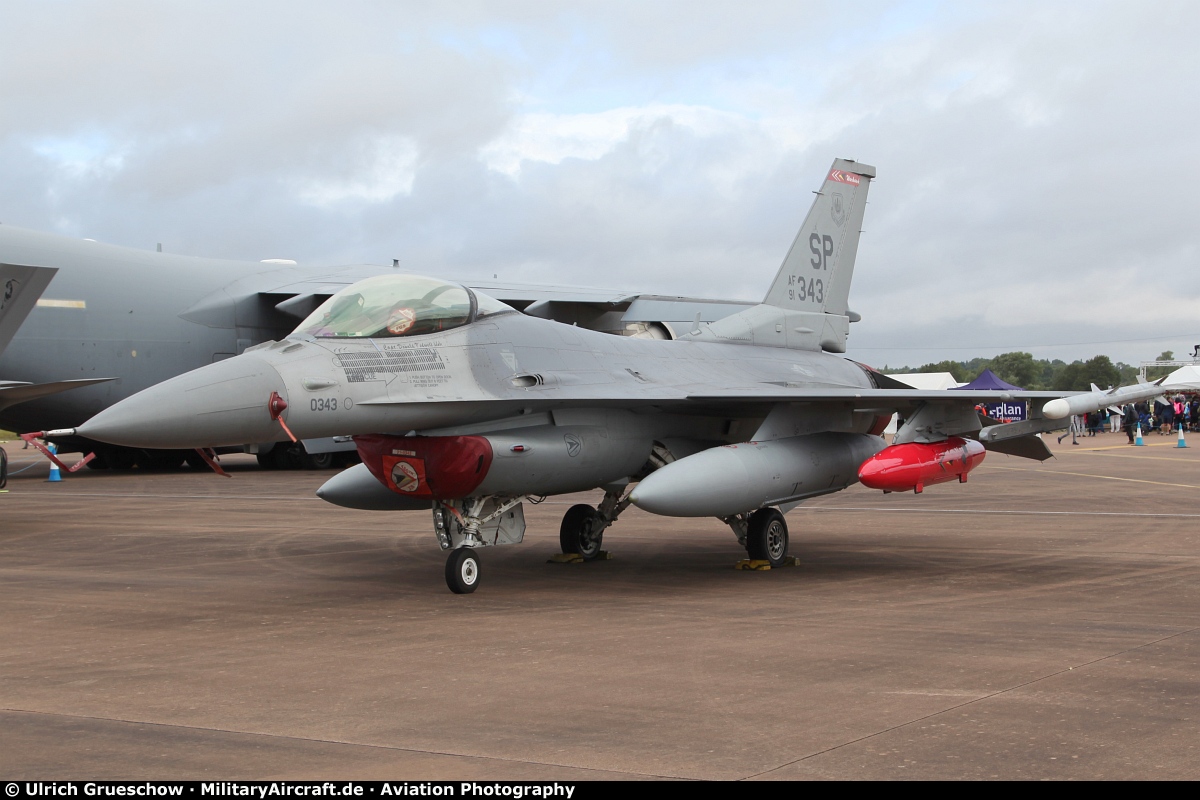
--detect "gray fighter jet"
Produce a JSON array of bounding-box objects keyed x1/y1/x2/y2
[{"x1": 63, "y1": 159, "x2": 1103, "y2": 593}]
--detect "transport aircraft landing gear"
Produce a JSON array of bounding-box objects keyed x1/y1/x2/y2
[
  {"x1": 559, "y1": 487, "x2": 633, "y2": 560},
  {"x1": 445, "y1": 548, "x2": 481, "y2": 594},
  {"x1": 746, "y1": 508, "x2": 789, "y2": 568}
]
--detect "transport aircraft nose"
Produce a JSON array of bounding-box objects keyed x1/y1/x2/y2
[{"x1": 77, "y1": 353, "x2": 288, "y2": 449}]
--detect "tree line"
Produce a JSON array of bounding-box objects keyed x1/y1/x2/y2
[{"x1": 878, "y1": 351, "x2": 1171, "y2": 391}]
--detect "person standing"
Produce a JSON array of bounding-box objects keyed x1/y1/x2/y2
[
  {"x1": 1058, "y1": 414, "x2": 1083, "y2": 445},
  {"x1": 1161, "y1": 400, "x2": 1175, "y2": 434},
  {"x1": 1123, "y1": 403, "x2": 1138, "y2": 444}
]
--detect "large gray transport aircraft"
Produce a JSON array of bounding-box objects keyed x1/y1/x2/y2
[{"x1": 56, "y1": 159, "x2": 1170, "y2": 593}]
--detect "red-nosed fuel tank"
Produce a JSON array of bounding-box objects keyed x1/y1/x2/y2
[
  {"x1": 628, "y1": 432, "x2": 887, "y2": 518},
  {"x1": 857, "y1": 436, "x2": 986, "y2": 494},
  {"x1": 350, "y1": 425, "x2": 654, "y2": 503}
]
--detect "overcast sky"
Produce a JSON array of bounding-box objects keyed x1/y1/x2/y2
[{"x1": 2, "y1": 1, "x2": 1196, "y2": 367}]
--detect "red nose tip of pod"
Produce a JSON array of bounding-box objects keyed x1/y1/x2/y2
[
  {"x1": 354, "y1": 434, "x2": 493, "y2": 499},
  {"x1": 857, "y1": 436, "x2": 986, "y2": 494}
]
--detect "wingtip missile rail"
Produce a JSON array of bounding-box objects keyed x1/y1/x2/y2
[{"x1": 1042, "y1": 378, "x2": 1170, "y2": 421}]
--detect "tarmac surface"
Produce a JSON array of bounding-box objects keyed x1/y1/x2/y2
[{"x1": 2, "y1": 430, "x2": 1199, "y2": 780}]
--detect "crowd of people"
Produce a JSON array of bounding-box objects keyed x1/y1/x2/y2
[{"x1": 1068, "y1": 395, "x2": 1199, "y2": 444}]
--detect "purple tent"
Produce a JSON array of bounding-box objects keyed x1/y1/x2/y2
[
  {"x1": 955, "y1": 369, "x2": 1026, "y2": 420},
  {"x1": 955, "y1": 368, "x2": 1023, "y2": 391}
]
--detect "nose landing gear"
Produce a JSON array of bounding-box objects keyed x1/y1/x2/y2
[
  {"x1": 432, "y1": 496, "x2": 527, "y2": 593},
  {"x1": 445, "y1": 548, "x2": 481, "y2": 594}
]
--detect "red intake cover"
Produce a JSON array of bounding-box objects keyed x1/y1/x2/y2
[
  {"x1": 354, "y1": 434, "x2": 493, "y2": 499},
  {"x1": 858, "y1": 437, "x2": 986, "y2": 493}
]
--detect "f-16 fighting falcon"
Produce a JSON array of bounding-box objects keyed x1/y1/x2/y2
[{"x1": 55, "y1": 159, "x2": 1173, "y2": 593}]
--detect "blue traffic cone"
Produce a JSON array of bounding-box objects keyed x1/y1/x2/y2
[
  {"x1": 47, "y1": 443, "x2": 62, "y2": 482},
  {"x1": 1135, "y1": 424, "x2": 1145, "y2": 446},
  {"x1": 1177, "y1": 426, "x2": 1188, "y2": 449}
]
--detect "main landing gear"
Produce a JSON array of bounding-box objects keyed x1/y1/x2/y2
[
  {"x1": 724, "y1": 507, "x2": 790, "y2": 568},
  {"x1": 434, "y1": 487, "x2": 632, "y2": 593},
  {"x1": 559, "y1": 487, "x2": 632, "y2": 561}
]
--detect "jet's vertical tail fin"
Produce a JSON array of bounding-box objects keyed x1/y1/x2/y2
[
  {"x1": 762, "y1": 159, "x2": 874, "y2": 318},
  {"x1": 687, "y1": 158, "x2": 874, "y2": 353},
  {"x1": 0, "y1": 264, "x2": 58, "y2": 356}
]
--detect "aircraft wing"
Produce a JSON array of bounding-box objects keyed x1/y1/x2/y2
[
  {"x1": 686, "y1": 388, "x2": 1065, "y2": 407},
  {"x1": 0, "y1": 378, "x2": 117, "y2": 413},
  {"x1": 178, "y1": 262, "x2": 755, "y2": 340},
  {"x1": 353, "y1": 386, "x2": 1065, "y2": 417},
  {"x1": 266, "y1": 274, "x2": 754, "y2": 337}
]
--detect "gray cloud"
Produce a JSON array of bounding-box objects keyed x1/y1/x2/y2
[{"x1": 1, "y1": 1, "x2": 1196, "y2": 367}]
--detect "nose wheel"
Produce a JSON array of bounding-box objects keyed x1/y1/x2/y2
[
  {"x1": 746, "y1": 508, "x2": 789, "y2": 568},
  {"x1": 445, "y1": 548, "x2": 481, "y2": 594}
]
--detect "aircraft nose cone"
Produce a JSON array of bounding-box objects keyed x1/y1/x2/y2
[{"x1": 77, "y1": 353, "x2": 288, "y2": 449}]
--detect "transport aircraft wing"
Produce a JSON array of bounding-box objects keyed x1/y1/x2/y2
[
  {"x1": 178, "y1": 264, "x2": 753, "y2": 342},
  {"x1": 0, "y1": 378, "x2": 114, "y2": 413}
]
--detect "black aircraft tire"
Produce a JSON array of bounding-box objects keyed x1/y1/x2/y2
[
  {"x1": 304, "y1": 451, "x2": 334, "y2": 470},
  {"x1": 183, "y1": 450, "x2": 208, "y2": 469},
  {"x1": 143, "y1": 449, "x2": 185, "y2": 471},
  {"x1": 560, "y1": 504, "x2": 603, "y2": 561},
  {"x1": 278, "y1": 444, "x2": 307, "y2": 470},
  {"x1": 746, "y1": 508, "x2": 789, "y2": 567},
  {"x1": 105, "y1": 446, "x2": 138, "y2": 471},
  {"x1": 334, "y1": 451, "x2": 361, "y2": 468},
  {"x1": 445, "y1": 548, "x2": 481, "y2": 594}
]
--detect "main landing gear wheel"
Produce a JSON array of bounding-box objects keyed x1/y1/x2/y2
[
  {"x1": 560, "y1": 504, "x2": 603, "y2": 560},
  {"x1": 445, "y1": 548, "x2": 481, "y2": 594},
  {"x1": 746, "y1": 508, "x2": 789, "y2": 568}
]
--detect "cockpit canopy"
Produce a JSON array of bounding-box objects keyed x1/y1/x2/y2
[{"x1": 294, "y1": 274, "x2": 512, "y2": 339}]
